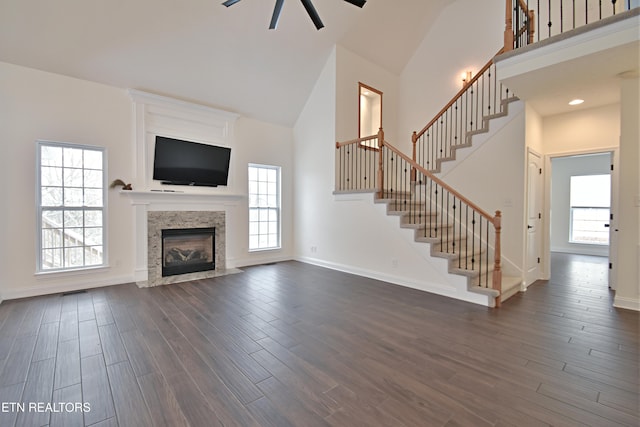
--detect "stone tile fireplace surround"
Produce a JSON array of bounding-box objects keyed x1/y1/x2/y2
[{"x1": 148, "y1": 211, "x2": 226, "y2": 287}]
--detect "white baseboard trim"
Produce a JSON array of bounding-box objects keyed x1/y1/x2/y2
[
  {"x1": 550, "y1": 247, "x2": 609, "y2": 257},
  {"x1": 230, "y1": 254, "x2": 294, "y2": 269},
  {"x1": 1, "y1": 274, "x2": 136, "y2": 302},
  {"x1": 613, "y1": 295, "x2": 640, "y2": 311},
  {"x1": 295, "y1": 256, "x2": 491, "y2": 307}
]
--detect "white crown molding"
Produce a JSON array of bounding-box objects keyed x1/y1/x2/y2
[{"x1": 127, "y1": 89, "x2": 240, "y2": 121}]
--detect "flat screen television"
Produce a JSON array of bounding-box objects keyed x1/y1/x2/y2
[{"x1": 153, "y1": 136, "x2": 231, "y2": 187}]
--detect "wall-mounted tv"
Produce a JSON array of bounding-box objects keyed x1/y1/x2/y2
[{"x1": 153, "y1": 136, "x2": 231, "y2": 187}]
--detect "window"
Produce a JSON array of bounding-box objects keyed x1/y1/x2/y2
[
  {"x1": 248, "y1": 164, "x2": 280, "y2": 251},
  {"x1": 37, "y1": 141, "x2": 106, "y2": 271},
  {"x1": 358, "y1": 82, "x2": 383, "y2": 150},
  {"x1": 569, "y1": 174, "x2": 610, "y2": 245}
]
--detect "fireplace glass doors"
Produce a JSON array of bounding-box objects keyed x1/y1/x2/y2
[{"x1": 161, "y1": 227, "x2": 215, "y2": 277}]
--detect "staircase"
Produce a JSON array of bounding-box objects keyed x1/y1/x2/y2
[
  {"x1": 374, "y1": 188, "x2": 522, "y2": 306},
  {"x1": 336, "y1": 51, "x2": 523, "y2": 307},
  {"x1": 334, "y1": 1, "x2": 638, "y2": 307}
]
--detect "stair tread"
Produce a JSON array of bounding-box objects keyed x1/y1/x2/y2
[{"x1": 502, "y1": 276, "x2": 522, "y2": 291}]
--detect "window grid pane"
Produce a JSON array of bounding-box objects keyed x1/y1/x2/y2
[
  {"x1": 38, "y1": 142, "x2": 105, "y2": 271},
  {"x1": 569, "y1": 174, "x2": 611, "y2": 246},
  {"x1": 248, "y1": 164, "x2": 281, "y2": 251},
  {"x1": 570, "y1": 207, "x2": 610, "y2": 245}
]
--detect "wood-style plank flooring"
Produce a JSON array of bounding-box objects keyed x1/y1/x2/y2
[{"x1": 0, "y1": 253, "x2": 637, "y2": 426}]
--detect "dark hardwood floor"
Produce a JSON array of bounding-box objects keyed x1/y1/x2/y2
[{"x1": 0, "y1": 254, "x2": 637, "y2": 426}]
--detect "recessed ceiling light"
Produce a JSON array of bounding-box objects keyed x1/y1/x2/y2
[{"x1": 569, "y1": 99, "x2": 584, "y2": 106}]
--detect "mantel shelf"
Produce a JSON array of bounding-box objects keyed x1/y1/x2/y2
[{"x1": 119, "y1": 190, "x2": 244, "y2": 205}]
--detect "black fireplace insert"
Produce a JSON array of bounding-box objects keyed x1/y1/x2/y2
[{"x1": 161, "y1": 227, "x2": 215, "y2": 277}]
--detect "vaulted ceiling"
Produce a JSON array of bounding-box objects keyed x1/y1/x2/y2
[{"x1": 0, "y1": 0, "x2": 448, "y2": 126}]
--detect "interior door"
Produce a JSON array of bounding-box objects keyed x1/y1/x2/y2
[
  {"x1": 608, "y1": 150, "x2": 619, "y2": 289},
  {"x1": 526, "y1": 150, "x2": 543, "y2": 285}
]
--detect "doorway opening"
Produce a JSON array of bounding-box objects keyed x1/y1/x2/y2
[{"x1": 548, "y1": 150, "x2": 617, "y2": 288}]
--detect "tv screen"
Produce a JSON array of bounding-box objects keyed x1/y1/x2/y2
[{"x1": 153, "y1": 136, "x2": 231, "y2": 187}]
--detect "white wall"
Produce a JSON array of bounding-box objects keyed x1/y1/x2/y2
[
  {"x1": 232, "y1": 117, "x2": 294, "y2": 267},
  {"x1": 293, "y1": 47, "x2": 337, "y2": 261},
  {"x1": 541, "y1": 103, "x2": 620, "y2": 155},
  {"x1": 439, "y1": 109, "x2": 527, "y2": 277},
  {"x1": 614, "y1": 76, "x2": 640, "y2": 310},
  {"x1": 550, "y1": 153, "x2": 612, "y2": 256},
  {"x1": 336, "y1": 45, "x2": 400, "y2": 146},
  {"x1": 0, "y1": 61, "x2": 135, "y2": 299},
  {"x1": 0, "y1": 61, "x2": 295, "y2": 300},
  {"x1": 525, "y1": 104, "x2": 544, "y2": 153},
  {"x1": 399, "y1": 0, "x2": 504, "y2": 138}
]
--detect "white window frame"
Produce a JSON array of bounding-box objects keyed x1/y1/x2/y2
[
  {"x1": 568, "y1": 174, "x2": 610, "y2": 246},
  {"x1": 36, "y1": 140, "x2": 107, "y2": 272},
  {"x1": 248, "y1": 164, "x2": 281, "y2": 252},
  {"x1": 569, "y1": 206, "x2": 610, "y2": 245}
]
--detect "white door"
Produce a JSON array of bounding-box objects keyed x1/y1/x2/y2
[
  {"x1": 526, "y1": 150, "x2": 543, "y2": 285},
  {"x1": 608, "y1": 150, "x2": 619, "y2": 289}
]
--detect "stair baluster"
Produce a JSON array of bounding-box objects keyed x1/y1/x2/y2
[{"x1": 412, "y1": 50, "x2": 514, "y2": 174}]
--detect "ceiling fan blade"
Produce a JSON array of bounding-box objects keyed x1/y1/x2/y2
[
  {"x1": 222, "y1": 0, "x2": 241, "y2": 7},
  {"x1": 343, "y1": 0, "x2": 366, "y2": 7},
  {"x1": 300, "y1": 0, "x2": 324, "y2": 30},
  {"x1": 269, "y1": 0, "x2": 285, "y2": 29}
]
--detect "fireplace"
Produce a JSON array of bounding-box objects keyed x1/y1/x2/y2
[
  {"x1": 161, "y1": 227, "x2": 216, "y2": 277},
  {"x1": 145, "y1": 210, "x2": 226, "y2": 287}
]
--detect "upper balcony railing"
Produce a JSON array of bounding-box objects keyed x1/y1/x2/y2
[{"x1": 505, "y1": 0, "x2": 638, "y2": 51}]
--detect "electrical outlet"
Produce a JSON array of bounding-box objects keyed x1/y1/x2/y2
[
  {"x1": 311, "y1": 246, "x2": 317, "y2": 253},
  {"x1": 392, "y1": 259, "x2": 398, "y2": 269}
]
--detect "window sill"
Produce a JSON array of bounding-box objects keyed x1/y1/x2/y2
[
  {"x1": 568, "y1": 241, "x2": 609, "y2": 246},
  {"x1": 249, "y1": 247, "x2": 282, "y2": 253}
]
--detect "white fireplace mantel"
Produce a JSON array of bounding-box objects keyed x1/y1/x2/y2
[
  {"x1": 120, "y1": 190, "x2": 244, "y2": 206},
  {"x1": 121, "y1": 190, "x2": 243, "y2": 285}
]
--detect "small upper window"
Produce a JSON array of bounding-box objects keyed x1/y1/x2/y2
[{"x1": 37, "y1": 141, "x2": 106, "y2": 271}]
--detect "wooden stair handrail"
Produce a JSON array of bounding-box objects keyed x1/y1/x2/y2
[
  {"x1": 516, "y1": 0, "x2": 530, "y2": 13},
  {"x1": 336, "y1": 134, "x2": 497, "y2": 223},
  {"x1": 414, "y1": 48, "x2": 505, "y2": 139},
  {"x1": 336, "y1": 133, "x2": 379, "y2": 148},
  {"x1": 506, "y1": 0, "x2": 536, "y2": 50},
  {"x1": 382, "y1": 140, "x2": 497, "y2": 223}
]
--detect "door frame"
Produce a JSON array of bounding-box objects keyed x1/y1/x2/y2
[
  {"x1": 542, "y1": 146, "x2": 620, "y2": 284},
  {"x1": 525, "y1": 148, "x2": 544, "y2": 286}
]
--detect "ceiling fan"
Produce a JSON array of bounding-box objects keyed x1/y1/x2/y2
[{"x1": 222, "y1": 0, "x2": 367, "y2": 30}]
